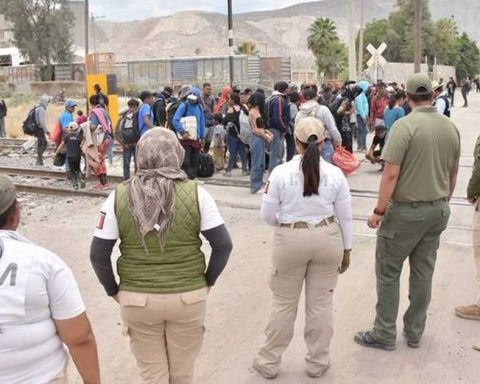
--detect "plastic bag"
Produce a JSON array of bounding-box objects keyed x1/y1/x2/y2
[{"x1": 332, "y1": 146, "x2": 360, "y2": 176}]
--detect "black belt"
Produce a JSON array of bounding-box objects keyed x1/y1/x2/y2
[{"x1": 392, "y1": 198, "x2": 448, "y2": 208}]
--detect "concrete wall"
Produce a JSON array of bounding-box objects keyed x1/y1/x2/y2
[
  {"x1": 29, "y1": 81, "x2": 85, "y2": 97},
  {"x1": 364, "y1": 63, "x2": 456, "y2": 85}
]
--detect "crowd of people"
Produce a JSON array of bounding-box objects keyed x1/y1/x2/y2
[{"x1": 1, "y1": 73, "x2": 480, "y2": 384}]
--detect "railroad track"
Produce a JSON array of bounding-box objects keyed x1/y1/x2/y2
[{"x1": 0, "y1": 165, "x2": 470, "y2": 206}]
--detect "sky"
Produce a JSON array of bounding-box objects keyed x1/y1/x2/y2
[{"x1": 90, "y1": 0, "x2": 320, "y2": 21}]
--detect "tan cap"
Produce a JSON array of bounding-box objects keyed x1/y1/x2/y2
[
  {"x1": 0, "y1": 176, "x2": 16, "y2": 215},
  {"x1": 431, "y1": 80, "x2": 442, "y2": 91},
  {"x1": 295, "y1": 117, "x2": 325, "y2": 144},
  {"x1": 407, "y1": 73, "x2": 433, "y2": 95}
]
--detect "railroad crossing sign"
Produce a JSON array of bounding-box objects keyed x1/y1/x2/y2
[
  {"x1": 366, "y1": 42, "x2": 387, "y2": 82},
  {"x1": 367, "y1": 42, "x2": 387, "y2": 68}
]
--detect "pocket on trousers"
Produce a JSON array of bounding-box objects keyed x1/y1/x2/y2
[
  {"x1": 181, "y1": 288, "x2": 208, "y2": 305},
  {"x1": 399, "y1": 212, "x2": 426, "y2": 222},
  {"x1": 442, "y1": 206, "x2": 451, "y2": 217},
  {"x1": 118, "y1": 291, "x2": 148, "y2": 307}
]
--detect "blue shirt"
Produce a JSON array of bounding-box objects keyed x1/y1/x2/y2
[
  {"x1": 59, "y1": 111, "x2": 74, "y2": 131},
  {"x1": 172, "y1": 101, "x2": 205, "y2": 140},
  {"x1": 383, "y1": 106, "x2": 405, "y2": 132},
  {"x1": 138, "y1": 104, "x2": 153, "y2": 136}
]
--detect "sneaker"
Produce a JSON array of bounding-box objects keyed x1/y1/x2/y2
[
  {"x1": 93, "y1": 183, "x2": 108, "y2": 190},
  {"x1": 354, "y1": 331, "x2": 396, "y2": 351},
  {"x1": 402, "y1": 332, "x2": 420, "y2": 349},
  {"x1": 252, "y1": 359, "x2": 278, "y2": 380},
  {"x1": 455, "y1": 304, "x2": 480, "y2": 320},
  {"x1": 306, "y1": 364, "x2": 330, "y2": 378},
  {"x1": 224, "y1": 171, "x2": 232, "y2": 177}
]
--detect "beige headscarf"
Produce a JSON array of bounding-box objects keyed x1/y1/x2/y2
[{"x1": 127, "y1": 128, "x2": 188, "y2": 247}]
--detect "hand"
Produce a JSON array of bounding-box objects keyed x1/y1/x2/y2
[
  {"x1": 181, "y1": 132, "x2": 190, "y2": 140},
  {"x1": 339, "y1": 250, "x2": 351, "y2": 274},
  {"x1": 367, "y1": 213, "x2": 384, "y2": 229}
]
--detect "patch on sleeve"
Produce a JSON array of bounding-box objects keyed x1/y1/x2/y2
[
  {"x1": 96, "y1": 211, "x2": 106, "y2": 230},
  {"x1": 264, "y1": 181, "x2": 270, "y2": 194}
]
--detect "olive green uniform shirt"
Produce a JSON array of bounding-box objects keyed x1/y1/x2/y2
[
  {"x1": 382, "y1": 106, "x2": 460, "y2": 202},
  {"x1": 467, "y1": 136, "x2": 480, "y2": 199}
]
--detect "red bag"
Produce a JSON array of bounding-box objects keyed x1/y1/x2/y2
[
  {"x1": 332, "y1": 146, "x2": 360, "y2": 176},
  {"x1": 50, "y1": 120, "x2": 62, "y2": 147}
]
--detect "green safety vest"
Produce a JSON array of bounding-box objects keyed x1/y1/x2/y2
[{"x1": 115, "y1": 180, "x2": 206, "y2": 294}]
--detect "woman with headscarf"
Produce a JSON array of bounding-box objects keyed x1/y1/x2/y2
[
  {"x1": 214, "y1": 86, "x2": 232, "y2": 115},
  {"x1": 90, "y1": 128, "x2": 233, "y2": 384}
]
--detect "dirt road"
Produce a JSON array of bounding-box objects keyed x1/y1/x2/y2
[{"x1": 18, "y1": 94, "x2": 480, "y2": 384}]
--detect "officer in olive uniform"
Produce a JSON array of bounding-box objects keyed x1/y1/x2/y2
[
  {"x1": 455, "y1": 134, "x2": 480, "y2": 351},
  {"x1": 354, "y1": 74, "x2": 461, "y2": 351}
]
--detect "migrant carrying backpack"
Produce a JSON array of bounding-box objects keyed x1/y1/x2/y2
[
  {"x1": 22, "y1": 107, "x2": 40, "y2": 136},
  {"x1": 152, "y1": 96, "x2": 167, "y2": 126},
  {"x1": 120, "y1": 109, "x2": 141, "y2": 144},
  {"x1": 437, "y1": 95, "x2": 451, "y2": 118},
  {"x1": 197, "y1": 153, "x2": 214, "y2": 178},
  {"x1": 166, "y1": 101, "x2": 182, "y2": 130}
]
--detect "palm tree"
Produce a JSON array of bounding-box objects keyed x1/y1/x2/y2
[
  {"x1": 235, "y1": 41, "x2": 260, "y2": 56},
  {"x1": 307, "y1": 18, "x2": 338, "y2": 54}
]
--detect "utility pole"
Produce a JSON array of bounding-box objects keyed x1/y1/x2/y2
[
  {"x1": 358, "y1": 0, "x2": 364, "y2": 77},
  {"x1": 347, "y1": 0, "x2": 357, "y2": 80},
  {"x1": 414, "y1": 0, "x2": 422, "y2": 73},
  {"x1": 227, "y1": 0, "x2": 234, "y2": 87},
  {"x1": 84, "y1": 0, "x2": 89, "y2": 67}
]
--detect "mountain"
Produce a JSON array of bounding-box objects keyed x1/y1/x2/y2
[{"x1": 92, "y1": 0, "x2": 479, "y2": 69}]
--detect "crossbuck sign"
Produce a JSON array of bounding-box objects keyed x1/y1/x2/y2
[{"x1": 367, "y1": 42, "x2": 387, "y2": 81}]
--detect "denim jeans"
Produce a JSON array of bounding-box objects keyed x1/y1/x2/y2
[
  {"x1": 250, "y1": 134, "x2": 265, "y2": 193},
  {"x1": 285, "y1": 133, "x2": 296, "y2": 162},
  {"x1": 357, "y1": 115, "x2": 368, "y2": 150},
  {"x1": 268, "y1": 129, "x2": 285, "y2": 173},
  {"x1": 123, "y1": 145, "x2": 136, "y2": 180},
  {"x1": 321, "y1": 140, "x2": 335, "y2": 164},
  {"x1": 227, "y1": 135, "x2": 247, "y2": 172}
]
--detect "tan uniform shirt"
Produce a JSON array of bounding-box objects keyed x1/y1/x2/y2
[{"x1": 382, "y1": 106, "x2": 460, "y2": 202}]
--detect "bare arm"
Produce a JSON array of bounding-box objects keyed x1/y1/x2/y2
[
  {"x1": 367, "y1": 162, "x2": 401, "y2": 229},
  {"x1": 54, "y1": 313, "x2": 101, "y2": 384}
]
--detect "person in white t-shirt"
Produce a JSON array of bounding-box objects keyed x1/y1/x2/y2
[
  {"x1": 90, "y1": 128, "x2": 232, "y2": 384},
  {"x1": 253, "y1": 117, "x2": 353, "y2": 380},
  {"x1": 0, "y1": 176, "x2": 100, "y2": 384}
]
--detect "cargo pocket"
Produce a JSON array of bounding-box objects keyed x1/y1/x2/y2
[{"x1": 118, "y1": 291, "x2": 148, "y2": 307}]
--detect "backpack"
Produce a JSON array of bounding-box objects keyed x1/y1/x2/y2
[
  {"x1": 120, "y1": 109, "x2": 141, "y2": 144},
  {"x1": 152, "y1": 96, "x2": 167, "y2": 126},
  {"x1": 439, "y1": 95, "x2": 451, "y2": 118},
  {"x1": 166, "y1": 101, "x2": 182, "y2": 130},
  {"x1": 238, "y1": 109, "x2": 251, "y2": 145},
  {"x1": 22, "y1": 107, "x2": 40, "y2": 136},
  {"x1": 197, "y1": 153, "x2": 214, "y2": 178}
]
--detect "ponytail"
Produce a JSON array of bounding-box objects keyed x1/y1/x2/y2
[{"x1": 301, "y1": 135, "x2": 321, "y2": 197}]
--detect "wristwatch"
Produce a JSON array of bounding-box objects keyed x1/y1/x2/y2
[{"x1": 373, "y1": 208, "x2": 385, "y2": 216}]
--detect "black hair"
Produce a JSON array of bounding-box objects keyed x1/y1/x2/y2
[
  {"x1": 163, "y1": 86, "x2": 173, "y2": 95},
  {"x1": 289, "y1": 91, "x2": 300, "y2": 104},
  {"x1": 214, "y1": 113, "x2": 223, "y2": 124},
  {"x1": 77, "y1": 110, "x2": 83, "y2": 116},
  {"x1": 89, "y1": 94, "x2": 99, "y2": 106},
  {"x1": 0, "y1": 200, "x2": 17, "y2": 229},
  {"x1": 388, "y1": 94, "x2": 396, "y2": 109},
  {"x1": 203, "y1": 82, "x2": 211, "y2": 88},
  {"x1": 248, "y1": 92, "x2": 266, "y2": 118},
  {"x1": 139, "y1": 91, "x2": 153, "y2": 102},
  {"x1": 375, "y1": 125, "x2": 386, "y2": 133},
  {"x1": 300, "y1": 135, "x2": 321, "y2": 197},
  {"x1": 127, "y1": 98, "x2": 140, "y2": 108},
  {"x1": 255, "y1": 88, "x2": 265, "y2": 95},
  {"x1": 408, "y1": 92, "x2": 433, "y2": 102},
  {"x1": 396, "y1": 89, "x2": 406, "y2": 100},
  {"x1": 274, "y1": 81, "x2": 289, "y2": 93},
  {"x1": 230, "y1": 93, "x2": 241, "y2": 105},
  {"x1": 244, "y1": 88, "x2": 252, "y2": 94},
  {"x1": 302, "y1": 88, "x2": 317, "y2": 100}
]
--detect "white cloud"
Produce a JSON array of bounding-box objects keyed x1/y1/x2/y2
[{"x1": 89, "y1": 0, "x2": 320, "y2": 21}]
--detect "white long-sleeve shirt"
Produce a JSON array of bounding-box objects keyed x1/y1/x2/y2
[{"x1": 261, "y1": 155, "x2": 353, "y2": 249}]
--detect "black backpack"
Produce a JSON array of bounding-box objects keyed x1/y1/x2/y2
[
  {"x1": 22, "y1": 107, "x2": 40, "y2": 136},
  {"x1": 119, "y1": 109, "x2": 141, "y2": 144},
  {"x1": 440, "y1": 95, "x2": 451, "y2": 118},
  {"x1": 152, "y1": 96, "x2": 167, "y2": 126},
  {"x1": 166, "y1": 101, "x2": 189, "y2": 131},
  {"x1": 197, "y1": 153, "x2": 214, "y2": 178}
]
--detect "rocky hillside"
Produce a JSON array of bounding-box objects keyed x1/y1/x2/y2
[{"x1": 92, "y1": 0, "x2": 479, "y2": 69}]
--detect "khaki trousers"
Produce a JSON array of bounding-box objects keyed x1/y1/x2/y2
[
  {"x1": 473, "y1": 205, "x2": 480, "y2": 306},
  {"x1": 119, "y1": 288, "x2": 208, "y2": 384},
  {"x1": 256, "y1": 223, "x2": 344, "y2": 375},
  {"x1": 213, "y1": 146, "x2": 225, "y2": 171}
]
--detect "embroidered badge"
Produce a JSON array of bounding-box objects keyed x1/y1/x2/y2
[{"x1": 97, "y1": 212, "x2": 106, "y2": 230}]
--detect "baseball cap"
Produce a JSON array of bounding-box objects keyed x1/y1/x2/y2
[
  {"x1": 0, "y1": 176, "x2": 16, "y2": 215},
  {"x1": 407, "y1": 74, "x2": 433, "y2": 95},
  {"x1": 295, "y1": 117, "x2": 325, "y2": 144},
  {"x1": 187, "y1": 94, "x2": 198, "y2": 101},
  {"x1": 65, "y1": 99, "x2": 78, "y2": 108}
]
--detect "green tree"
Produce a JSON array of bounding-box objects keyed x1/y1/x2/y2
[
  {"x1": 433, "y1": 18, "x2": 459, "y2": 66},
  {"x1": 235, "y1": 42, "x2": 259, "y2": 56},
  {"x1": 456, "y1": 33, "x2": 480, "y2": 80},
  {"x1": 0, "y1": 0, "x2": 74, "y2": 80},
  {"x1": 307, "y1": 18, "x2": 348, "y2": 79}
]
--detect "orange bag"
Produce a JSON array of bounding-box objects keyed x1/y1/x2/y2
[
  {"x1": 50, "y1": 120, "x2": 62, "y2": 147},
  {"x1": 332, "y1": 146, "x2": 360, "y2": 176}
]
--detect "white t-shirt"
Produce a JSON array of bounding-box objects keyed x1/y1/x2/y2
[
  {"x1": 95, "y1": 185, "x2": 224, "y2": 240},
  {"x1": 0, "y1": 231, "x2": 85, "y2": 384},
  {"x1": 262, "y1": 156, "x2": 353, "y2": 249}
]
